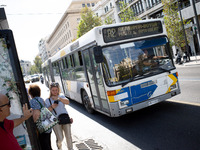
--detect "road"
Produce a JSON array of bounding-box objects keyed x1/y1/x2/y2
[
  {"x1": 173, "y1": 65, "x2": 200, "y2": 104},
  {"x1": 27, "y1": 64, "x2": 200, "y2": 150}
]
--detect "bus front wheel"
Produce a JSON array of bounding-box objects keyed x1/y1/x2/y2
[{"x1": 82, "y1": 90, "x2": 94, "y2": 114}]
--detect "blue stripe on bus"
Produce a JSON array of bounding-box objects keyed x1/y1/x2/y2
[
  {"x1": 116, "y1": 80, "x2": 158, "y2": 106},
  {"x1": 130, "y1": 81, "x2": 157, "y2": 104}
]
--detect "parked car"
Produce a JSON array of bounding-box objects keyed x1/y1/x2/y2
[
  {"x1": 30, "y1": 74, "x2": 40, "y2": 82},
  {"x1": 24, "y1": 76, "x2": 30, "y2": 83}
]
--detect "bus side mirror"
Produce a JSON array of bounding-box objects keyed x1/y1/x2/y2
[{"x1": 93, "y1": 46, "x2": 103, "y2": 63}]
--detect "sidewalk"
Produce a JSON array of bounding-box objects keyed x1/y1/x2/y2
[
  {"x1": 32, "y1": 82, "x2": 99, "y2": 150},
  {"x1": 175, "y1": 55, "x2": 200, "y2": 68}
]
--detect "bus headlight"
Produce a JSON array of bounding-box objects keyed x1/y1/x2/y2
[
  {"x1": 119, "y1": 100, "x2": 129, "y2": 108},
  {"x1": 170, "y1": 84, "x2": 177, "y2": 90}
]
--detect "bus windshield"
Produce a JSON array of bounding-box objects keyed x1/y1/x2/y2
[{"x1": 102, "y1": 37, "x2": 174, "y2": 86}]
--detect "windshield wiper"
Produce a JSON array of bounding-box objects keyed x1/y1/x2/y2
[
  {"x1": 121, "y1": 75, "x2": 144, "y2": 87},
  {"x1": 121, "y1": 77, "x2": 134, "y2": 87},
  {"x1": 157, "y1": 67, "x2": 171, "y2": 73}
]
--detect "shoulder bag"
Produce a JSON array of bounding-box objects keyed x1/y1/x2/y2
[
  {"x1": 35, "y1": 98, "x2": 58, "y2": 133},
  {"x1": 49, "y1": 98, "x2": 72, "y2": 125}
]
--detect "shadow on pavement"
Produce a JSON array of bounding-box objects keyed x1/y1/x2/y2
[{"x1": 69, "y1": 100, "x2": 200, "y2": 150}]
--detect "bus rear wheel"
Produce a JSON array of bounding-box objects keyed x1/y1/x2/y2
[{"x1": 82, "y1": 90, "x2": 94, "y2": 114}]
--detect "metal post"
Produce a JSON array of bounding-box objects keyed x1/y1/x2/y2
[
  {"x1": 177, "y1": 0, "x2": 190, "y2": 61},
  {"x1": 191, "y1": 0, "x2": 200, "y2": 53}
]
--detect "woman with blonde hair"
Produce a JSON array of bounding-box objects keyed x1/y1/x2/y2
[{"x1": 45, "y1": 82, "x2": 73, "y2": 150}]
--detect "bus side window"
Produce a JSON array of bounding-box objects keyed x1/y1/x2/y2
[
  {"x1": 78, "y1": 51, "x2": 83, "y2": 66},
  {"x1": 70, "y1": 55, "x2": 74, "y2": 67},
  {"x1": 73, "y1": 52, "x2": 80, "y2": 67},
  {"x1": 60, "y1": 59, "x2": 63, "y2": 69},
  {"x1": 65, "y1": 57, "x2": 68, "y2": 68},
  {"x1": 62, "y1": 58, "x2": 66, "y2": 69},
  {"x1": 67, "y1": 55, "x2": 72, "y2": 68},
  {"x1": 56, "y1": 62, "x2": 59, "y2": 75}
]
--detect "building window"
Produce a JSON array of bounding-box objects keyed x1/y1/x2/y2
[
  {"x1": 69, "y1": 30, "x2": 71, "y2": 37},
  {"x1": 77, "y1": 18, "x2": 80, "y2": 23},
  {"x1": 82, "y1": 3, "x2": 85, "y2": 7},
  {"x1": 87, "y1": 3, "x2": 90, "y2": 7},
  {"x1": 92, "y1": 3, "x2": 95, "y2": 7}
]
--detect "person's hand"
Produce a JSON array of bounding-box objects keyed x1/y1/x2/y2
[
  {"x1": 23, "y1": 103, "x2": 33, "y2": 120},
  {"x1": 70, "y1": 118, "x2": 73, "y2": 124},
  {"x1": 51, "y1": 103, "x2": 58, "y2": 109}
]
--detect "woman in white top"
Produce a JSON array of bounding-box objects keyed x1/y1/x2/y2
[{"x1": 45, "y1": 82, "x2": 73, "y2": 150}]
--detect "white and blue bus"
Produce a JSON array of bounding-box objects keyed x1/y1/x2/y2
[{"x1": 42, "y1": 19, "x2": 180, "y2": 117}]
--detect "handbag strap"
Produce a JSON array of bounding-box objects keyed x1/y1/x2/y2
[
  {"x1": 34, "y1": 98, "x2": 44, "y2": 109},
  {"x1": 49, "y1": 98, "x2": 57, "y2": 115}
]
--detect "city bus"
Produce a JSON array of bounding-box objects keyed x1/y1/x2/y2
[{"x1": 42, "y1": 19, "x2": 181, "y2": 117}]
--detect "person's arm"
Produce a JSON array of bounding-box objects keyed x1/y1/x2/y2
[
  {"x1": 58, "y1": 96, "x2": 69, "y2": 105},
  {"x1": 33, "y1": 109, "x2": 40, "y2": 122},
  {"x1": 13, "y1": 103, "x2": 33, "y2": 128}
]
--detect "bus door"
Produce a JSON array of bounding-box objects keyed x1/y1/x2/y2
[
  {"x1": 54, "y1": 60, "x2": 65, "y2": 94},
  {"x1": 82, "y1": 48, "x2": 110, "y2": 113},
  {"x1": 58, "y1": 60, "x2": 70, "y2": 97}
]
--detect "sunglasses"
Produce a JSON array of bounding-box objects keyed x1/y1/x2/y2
[
  {"x1": 50, "y1": 82, "x2": 59, "y2": 87},
  {"x1": 0, "y1": 101, "x2": 11, "y2": 108}
]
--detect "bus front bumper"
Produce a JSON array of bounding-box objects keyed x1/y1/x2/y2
[{"x1": 109, "y1": 89, "x2": 181, "y2": 117}]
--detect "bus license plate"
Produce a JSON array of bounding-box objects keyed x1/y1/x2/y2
[{"x1": 148, "y1": 99, "x2": 159, "y2": 106}]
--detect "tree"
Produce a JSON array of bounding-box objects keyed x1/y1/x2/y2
[
  {"x1": 104, "y1": 16, "x2": 113, "y2": 25},
  {"x1": 118, "y1": 1, "x2": 141, "y2": 22},
  {"x1": 162, "y1": 0, "x2": 190, "y2": 52},
  {"x1": 30, "y1": 65, "x2": 38, "y2": 75},
  {"x1": 77, "y1": 7, "x2": 102, "y2": 38},
  {"x1": 33, "y1": 56, "x2": 42, "y2": 73}
]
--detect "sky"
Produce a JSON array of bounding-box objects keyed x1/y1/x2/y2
[{"x1": 1, "y1": 0, "x2": 72, "y2": 64}]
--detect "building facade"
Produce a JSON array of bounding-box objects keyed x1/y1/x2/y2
[
  {"x1": 179, "y1": 0, "x2": 200, "y2": 55},
  {"x1": 46, "y1": 0, "x2": 100, "y2": 57},
  {"x1": 20, "y1": 60, "x2": 31, "y2": 75},
  {"x1": 42, "y1": 0, "x2": 200, "y2": 58},
  {"x1": 38, "y1": 37, "x2": 50, "y2": 62},
  {"x1": 92, "y1": 0, "x2": 117, "y2": 23},
  {"x1": 114, "y1": 0, "x2": 200, "y2": 55}
]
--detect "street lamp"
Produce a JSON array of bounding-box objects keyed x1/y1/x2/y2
[
  {"x1": 177, "y1": 0, "x2": 190, "y2": 61},
  {"x1": 191, "y1": 0, "x2": 200, "y2": 53}
]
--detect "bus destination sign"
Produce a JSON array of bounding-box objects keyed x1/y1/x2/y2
[{"x1": 103, "y1": 21, "x2": 163, "y2": 43}]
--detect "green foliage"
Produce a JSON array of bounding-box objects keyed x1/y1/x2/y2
[
  {"x1": 77, "y1": 7, "x2": 102, "y2": 38},
  {"x1": 118, "y1": 1, "x2": 141, "y2": 22},
  {"x1": 34, "y1": 56, "x2": 42, "y2": 73},
  {"x1": 30, "y1": 56, "x2": 42, "y2": 74},
  {"x1": 30, "y1": 65, "x2": 38, "y2": 75},
  {"x1": 104, "y1": 16, "x2": 113, "y2": 25},
  {"x1": 162, "y1": 0, "x2": 190, "y2": 50}
]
